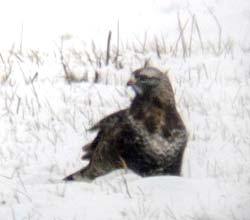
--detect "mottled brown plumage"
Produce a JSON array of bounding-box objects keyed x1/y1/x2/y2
[{"x1": 64, "y1": 67, "x2": 188, "y2": 181}]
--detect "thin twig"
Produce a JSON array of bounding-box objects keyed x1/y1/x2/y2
[
  {"x1": 172, "y1": 17, "x2": 189, "y2": 57},
  {"x1": 106, "y1": 30, "x2": 112, "y2": 66},
  {"x1": 155, "y1": 37, "x2": 161, "y2": 58},
  {"x1": 114, "y1": 20, "x2": 120, "y2": 68},
  {"x1": 177, "y1": 13, "x2": 188, "y2": 58},
  {"x1": 207, "y1": 6, "x2": 222, "y2": 55},
  {"x1": 19, "y1": 23, "x2": 23, "y2": 54},
  {"x1": 16, "y1": 96, "x2": 21, "y2": 114},
  {"x1": 194, "y1": 16, "x2": 204, "y2": 54},
  {"x1": 188, "y1": 14, "x2": 195, "y2": 56}
]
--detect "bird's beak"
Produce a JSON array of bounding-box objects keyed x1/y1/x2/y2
[
  {"x1": 127, "y1": 75, "x2": 136, "y2": 86},
  {"x1": 127, "y1": 76, "x2": 143, "y2": 95}
]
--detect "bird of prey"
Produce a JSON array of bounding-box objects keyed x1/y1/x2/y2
[{"x1": 64, "y1": 67, "x2": 188, "y2": 181}]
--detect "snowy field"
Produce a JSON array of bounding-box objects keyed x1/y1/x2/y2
[{"x1": 0, "y1": 0, "x2": 250, "y2": 219}]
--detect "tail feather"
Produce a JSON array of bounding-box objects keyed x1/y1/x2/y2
[
  {"x1": 63, "y1": 174, "x2": 75, "y2": 181},
  {"x1": 81, "y1": 143, "x2": 94, "y2": 160},
  {"x1": 63, "y1": 166, "x2": 93, "y2": 182},
  {"x1": 81, "y1": 133, "x2": 101, "y2": 160}
]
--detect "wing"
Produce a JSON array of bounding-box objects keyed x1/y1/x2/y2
[
  {"x1": 88, "y1": 109, "x2": 128, "y2": 131},
  {"x1": 67, "y1": 110, "x2": 131, "y2": 180},
  {"x1": 81, "y1": 109, "x2": 129, "y2": 160}
]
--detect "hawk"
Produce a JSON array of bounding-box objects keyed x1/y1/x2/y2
[{"x1": 64, "y1": 67, "x2": 188, "y2": 181}]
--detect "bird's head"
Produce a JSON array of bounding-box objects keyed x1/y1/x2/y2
[
  {"x1": 127, "y1": 67, "x2": 176, "y2": 107},
  {"x1": 127, "y1": 67, "x2": 170, "y2": 94},
  {"x1": 127, "y1": 68, "x2": 159, "y2": 95}
]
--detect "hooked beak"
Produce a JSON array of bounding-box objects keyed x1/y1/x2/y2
[
  {"x1": 127, "y1": 76, "x2": 142, "y2": 95},
  {"x1": 127, "y1": 76, "x2": 136, "y2": 86}
]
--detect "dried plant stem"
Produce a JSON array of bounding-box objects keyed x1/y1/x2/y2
[
  {"x1": 172, "y1": 17, "x2": 189, "y2": 57},
  {"x1": 177, "y1": 13, "x2": 188, "y2": 58},
  {"x1": 106, "y1": 31, "x2": 112, "y2": 66},
  {"x1": 114, "y1": 20, "x2": 120, "y2": 68}
]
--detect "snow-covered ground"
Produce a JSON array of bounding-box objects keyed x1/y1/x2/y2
[{"x1": 0, "y1": 0, "x2": 250, "y2": 219}]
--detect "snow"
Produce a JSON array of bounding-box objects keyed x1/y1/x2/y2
[{"x1": 0, "y1": 0, "x2": 250, "y2": 219}]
